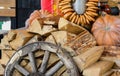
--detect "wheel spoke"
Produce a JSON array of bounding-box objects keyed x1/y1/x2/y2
[
  {"x1": 28, "y1": 52, "x2": 37, "y2": 72},
  {"x1": 45, "y1": 61, "x2": 64, "y2": 76},
  {"x1": 14, "y1": 63, "x2": 30, "y2": 76},
  {"x1": 39, "y1": 51, "x2": 50, "y2": 73}
]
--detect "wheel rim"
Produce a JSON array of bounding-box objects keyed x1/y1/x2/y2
[{"x1": 4, "y1": 41, "x2": 80, "y2": 76}]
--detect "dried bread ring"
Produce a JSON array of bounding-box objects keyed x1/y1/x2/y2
[
  {"x1": 59, "y1": 0, "x2": 98, "y2": 26},
  {"x1": 69, "y1": 12, "x2": 76, "y2": 21},
  {"x1": 71, "y1": 15, "x2": 76, "y2": 23},
  {"x1": 62, "y1": 8, "x2": 74, "y2": 14},
  {"x1": 86, "y1": 1, "x2": 98, "y2": 6},
  {"x1": 59, "y1": 1, "x2": 70, "y2": 6},
  {"x1": 75, "y1": 15, "x2": 79, "y2": 24},
  {"x1": 61, "y1": 4, "x2": 72, "y2": 10},
  {"x1": 64, "y1": 12, "x2": 73, "y2": 19},
  {"x1": 85, "y1": 11, "x2": 98, "y2": 17},
  {"x1": 77, "y1": 16, "x2": 81, "y2": 25}
]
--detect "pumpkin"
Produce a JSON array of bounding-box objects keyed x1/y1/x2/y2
[{"x1": 91, "y1": 13, "x2": 120, "y2": 46}]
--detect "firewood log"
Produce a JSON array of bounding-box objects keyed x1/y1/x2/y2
[
  {"x1": 10, "y1": 30, "x2": 34, "y2": 50},
  {"x1": 51, "y1": 31, "x2": 76, "y2": 45},
  {"x1": 83, "y1": 60, "x2": 114, "y2": 76},
  {"x1": 103, "y1": 46, "x2": 120, "y2": 57},
  {"x1": 45, "y1": 35, "x2": 57, "y2": 44},
  {"x1": 7, "y1": 30, "x2": 17, "y2": 42},
  {"x1": 54, "y1": 66, "x2": 66, "y2": 76},
  {"x1": 25, "y1": 35, "x2": 41, "y2": 45},
  {"x1": 0, "y1": 35, "x2": 12, "y2": 50},
  {"x1": 4, "y1": 50, "x2": 16, "y2": 58},
  {"x1": 0, "y1": 50, "x2": 10, "y2": 65},
  {"x1": 66, "y1": 31, "x2": 96, "y2": 55},
  {"x1": 47, "y1": 53, "x2": 60, "y2": 68},
  {"x1": 20, "y1": 60, "x2": 29, "y2": 67},
  {"x1": 27, "y1": 18, "x2": 43, "y2": 33},
  {"x1": 12, "y1": 70, "x2": 22, "y2": 76},
  {"x1": 111, "y1": 71, "x2": 120, "y2": 76},
  {"x1": 43, "y1": 15, "x2": 60, "y2": 26},
  {"x1": 58, "y1": 18, "x2": 86, "y2": 34},
  {"x1": 38, "y1": 25, "x2": 57, "y2": 36},
  {"x1": 0, "y1": 64, "x2": 4, "y2": 75},
  {"x1": 45, "y1": 32, "x2": 76, "y2": 56},
  {"x1": 73, "y1": 46, "x2": 104, "y2": 71},
  {"x1": 61, "y1": 70, "x2": 69, "y2": 76},
  {"x1": 102, "y1": 70, "x2": 113, "y2": 76},
  {"x1": 27, "y1": 18, "x2": 57, "y2": 36},
  {"x1": 34, "y1": 50, "x2": 44, "y2": 58}
]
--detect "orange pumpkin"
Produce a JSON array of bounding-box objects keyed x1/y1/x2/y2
[{"x1": 91, "y1": 14, "x2": 120, "y2": 46}]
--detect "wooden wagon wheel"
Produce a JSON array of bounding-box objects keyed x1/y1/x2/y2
[{"x1": 4, "y1": 41, "x2": 80, "y2": 76}]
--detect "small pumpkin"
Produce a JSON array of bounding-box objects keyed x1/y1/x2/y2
[{"x1": 91, "y1": 13, "x2": 120, "y2": 46}]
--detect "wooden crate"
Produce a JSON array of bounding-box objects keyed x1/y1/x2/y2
[{"x1": 0, "y1": 0, "x2": 16, "y2": 17}]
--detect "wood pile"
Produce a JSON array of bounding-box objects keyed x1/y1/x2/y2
[{"x1": 0, "y1": 16, "x2": 120, "y2": 76}]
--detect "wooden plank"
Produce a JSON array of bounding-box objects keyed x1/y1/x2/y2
[
  {"x1": 0, "y1": 0, "x2": 15, "y2": 7},
  {"x1": 58, "y1": 18, "x2": 86, "y2": 35},
  {"x1": 0, "y1": 9, "x2": 15, "y2": 17}
]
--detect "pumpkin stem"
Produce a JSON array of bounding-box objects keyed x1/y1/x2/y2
[
  {"x1": 101, "y1": 11, "x2": 107, "y2": 17},
  {"x1": 104, "y1": 26, "x2": 110, "y2": 31}
]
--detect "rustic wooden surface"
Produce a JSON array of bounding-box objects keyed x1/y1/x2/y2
[
  {"x1": 83, "y1": 60, "x2": 114, "y2": 76},
  {"x1": 0, "y1": 9, "x2": 15, "y2": 17},
  {"x1": 0, "y1": 0, "x2": 15, "y2": 7},
  {"x1": 0, "y1": 0, "x2": 16, "y2": 17}
]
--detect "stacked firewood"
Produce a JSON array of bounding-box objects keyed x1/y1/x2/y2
[{"x1": 0, "y1": 15, "x2": 120, "y2": 76}]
